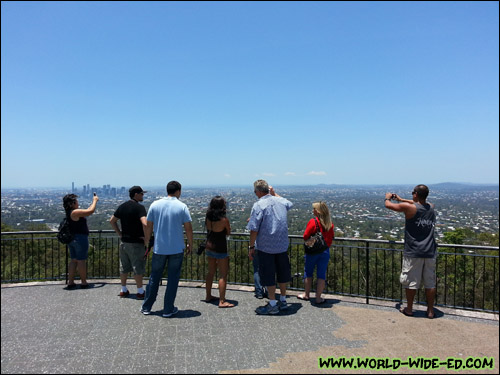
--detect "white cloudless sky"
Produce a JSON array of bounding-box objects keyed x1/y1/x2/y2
[{"x1": 1, "y1": 1, "x2": 498, "y2": 188}]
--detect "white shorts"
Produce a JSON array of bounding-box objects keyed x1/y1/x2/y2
[{"x1": 400, "y1": 256, "x2": 436, "y2": 289}]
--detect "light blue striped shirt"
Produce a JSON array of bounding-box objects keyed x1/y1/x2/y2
[{"x1": 247, "y1": 194, "x2": 293, "y2": 254}]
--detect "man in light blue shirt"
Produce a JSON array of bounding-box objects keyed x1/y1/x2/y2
[
  {"x1": 247, "y1": 180, "x2": 293, "y2": 315},
  {"x1": 141, "y1": 181, "x2": 193, "y2": 318}
]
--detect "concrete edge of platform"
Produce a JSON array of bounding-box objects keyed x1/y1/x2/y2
[{"x1": 2, "y1": 278, "x2": 498, "y2": 322}]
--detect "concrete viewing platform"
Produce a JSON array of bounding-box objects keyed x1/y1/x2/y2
[{"x1": 1, "y1": 280, "x2": 498, "y2": 374}]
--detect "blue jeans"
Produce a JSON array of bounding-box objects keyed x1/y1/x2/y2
[
  {"x1": 142, "y1": 252, "x2": 184, "y2": 314},
  {"x1": 253, "y1": 251, "x2": 265, "y2": 296}
]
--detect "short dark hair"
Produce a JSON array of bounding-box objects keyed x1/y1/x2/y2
[
  {"x1": 166, "y1": 181, "x2": 182, "y2": 195},
  {"x1": 414, "y1": 184, "x2": 429, "y2": 199}
]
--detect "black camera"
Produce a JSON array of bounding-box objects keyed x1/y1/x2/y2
[
  {"x1": 391, "y1": 194, "x2": 397, "y2": 200},
  {"x1": 197, "y1": 242, "x2": 206, "y2": 255}
]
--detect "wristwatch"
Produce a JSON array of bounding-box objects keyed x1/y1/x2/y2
[
  {"x1": 385, "y1": 198, "x2": 391, "y2": 201},
  {"x1": 248, "y1": 245, "x2": 255, "y2": 250}
]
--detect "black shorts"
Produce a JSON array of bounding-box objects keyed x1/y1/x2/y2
[{"x1": 257, "y1": 250, "x2": 291, "y2": 287}]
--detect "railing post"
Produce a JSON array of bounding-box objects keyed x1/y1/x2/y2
[
  {"x1": 98, "y1": 230, "x2": 102, "y2": 278},
  {"x1": 365, "y1": 241, "x2": 370, "y2": 305},
  {"x1": 31, "y1": 232, "x2": 35, "y2": 281}
]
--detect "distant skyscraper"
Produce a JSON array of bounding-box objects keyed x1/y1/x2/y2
[{"x1": 72, "y1": 182, "x2": 74, "y2": 193}]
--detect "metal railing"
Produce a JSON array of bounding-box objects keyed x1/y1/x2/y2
[{"x1": 1, "y1": 230, "x2": 498, "y2": 313}]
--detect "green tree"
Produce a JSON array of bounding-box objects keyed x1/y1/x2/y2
[{"x1": 443, "y1": 228, "x2": 467, "y2": 244}]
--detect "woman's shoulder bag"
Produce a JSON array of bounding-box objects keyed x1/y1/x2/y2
[{"x1": 304, "y1": 218, "x2": 328, "y2": 255}]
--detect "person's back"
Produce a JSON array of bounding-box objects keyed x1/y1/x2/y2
[
  {"x1": 148, "y1": 196, "x2": 190, "y2": 254},
  {"x1": 141, "y1": 181, "x2": 193, "y2": 317},
  {"x1": 256, "y1": 195, "x2": 289, "y2": 230},
  {"x1": 206, "y1": 220, "x2": 228, "y2": 253},
  {"x1": 250, "y1": 194, "x2": 292, "y2": 253},
  {"x1": 110, "y1": 186, "x2": 148, "y2": 299},
  {"x1": 385, "y1": 184, "x2": 437, "y2": 319},
  {"x1": 405, "y1": 202, "x2": 436, "y2": 258},
  {"x1": 115, "y1": 200, "x2": 146, "y2": 243}
]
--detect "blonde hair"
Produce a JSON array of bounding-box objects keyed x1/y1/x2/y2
[{"x1": 312, "y1": 201, "x2": 332, "y2": 231}]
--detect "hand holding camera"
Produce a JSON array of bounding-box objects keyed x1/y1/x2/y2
[{"x1": 385, "y1": 193, "x2": 399, "y2": 202}]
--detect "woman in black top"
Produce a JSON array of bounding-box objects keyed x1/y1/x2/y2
[
  {"x1": 63, "y1": 193, "x2": 99, "y2": 289},
  {"x1": 204, "y1": 196, "x2": 233, "y2": 308}
]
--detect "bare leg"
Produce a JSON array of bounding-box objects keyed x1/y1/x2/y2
[
  {"x1": 68, "y1": 260, "x2": 77, "y2": 285},
  {"x1": 401, "y1": 288, "x2": 416, "y2": 316},
  {"x1": 120, "y1": 273, "x2": 128, "y2": 287},
  {"x1": 205, "y1": 257, "x2": 217, "y2": 301},
  {"x1": 315, "y1": 278, "x2": 325, "y2": 303},
  {"x1": 278, "y1": 282, "x2": 287, "y2": 299},
  {"x1": 425, "y1": 288, "x2": 436, "y2": 318},
  {"x1": 267, "y1": 285, "x2": 276, "y2": 301},
  {"x1": 298, "y1": 277, "x2": 312, "y2": 300},
  {"x1": 218, "y1": 258, "x2": 234, "y2": 308},
  {"x1": 133, "y1": 274, "x2": 143, "y2": 289},
  {"x1": 77, "y1": 260, "x2": 87, "y2": 285}
]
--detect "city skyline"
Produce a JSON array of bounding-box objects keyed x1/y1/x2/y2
[
  {"x1": 2, "y1": 183, "x2": 498, "y2": 244},
  {"x1": 1, "y1": 2, "x2": 499, "y2": 188},
  {"x1": 2, "y1": 180, "x2": 499, "y2": 192}
]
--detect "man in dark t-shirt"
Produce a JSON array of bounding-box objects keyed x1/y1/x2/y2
[
  {"x1": 385, "y1": 184, "x2": 437, "y2": 319},
  {"x1": 110, "y1": 186, "x2": 148, "y2": 299}
]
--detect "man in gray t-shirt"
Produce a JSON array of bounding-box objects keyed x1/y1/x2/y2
[{"x1": 385, "y1": 184, "x2": 437, "y2": 319}]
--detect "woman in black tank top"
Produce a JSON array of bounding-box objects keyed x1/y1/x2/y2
[
  {"x1": 204, "y1": 196, "x2": 233, "y2": 308},
  {"x1": 63, "y1": 193, "x2": 99, "y2": 289}
]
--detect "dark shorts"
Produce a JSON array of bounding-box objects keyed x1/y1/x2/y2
[{"x1": 257, "y1": 250, "x2": 291, "y2": 287}]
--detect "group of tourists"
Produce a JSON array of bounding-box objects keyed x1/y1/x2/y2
[{"x1": 62, "y1": 180, "x2": 437, "y2": 319}]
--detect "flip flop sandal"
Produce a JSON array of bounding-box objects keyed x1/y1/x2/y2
[
  {"x1": 297, "y1": 294, "x2": 309, "y2": 301},
  {"x1": 204, "y1": 297, "x2": 219, "y2": 303},
  {"x1": 400, "y1": 308, "x2": 413, "y2": 317}
]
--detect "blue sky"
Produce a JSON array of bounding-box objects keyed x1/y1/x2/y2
[{"x1": 1, "y1": 1, "x2": 499, "y2": 189}]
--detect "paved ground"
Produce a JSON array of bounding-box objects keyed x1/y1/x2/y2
[{"x1": 1, "y1": 280, "x2": 498, "y2": 374}]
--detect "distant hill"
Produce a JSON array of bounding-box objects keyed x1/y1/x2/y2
[{"x1": 430, "y1": 182, "x2": 499, "y2": 190}]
